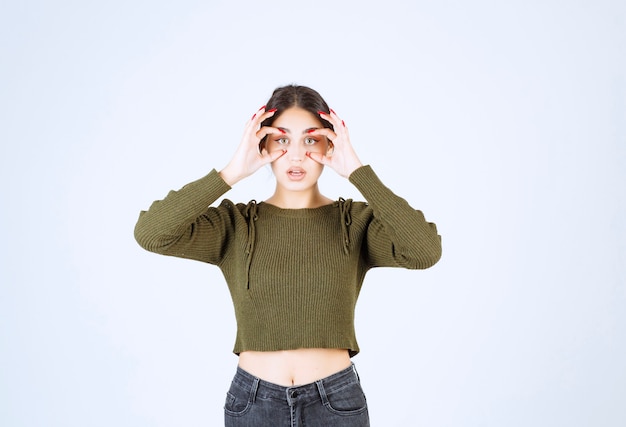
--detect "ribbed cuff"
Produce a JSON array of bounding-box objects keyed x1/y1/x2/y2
[{"x1": 348, "y1": 165, "x2": 393, "y2": 203}]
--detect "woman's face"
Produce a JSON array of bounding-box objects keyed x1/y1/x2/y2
[{"x1": 265, "y1": 107, "x2": 329, "y2": 191}]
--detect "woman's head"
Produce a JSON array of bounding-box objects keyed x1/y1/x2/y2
[{"x1": 259, "y1": 85, "x2": 333, "y2": 150}]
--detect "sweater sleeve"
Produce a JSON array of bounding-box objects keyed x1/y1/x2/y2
[
  {"x1": 349, "y1": 165, "x2": 442, "y2": 270},
  {"x1": 134, "y1": 169, "x2": 235, "y2": 264}
]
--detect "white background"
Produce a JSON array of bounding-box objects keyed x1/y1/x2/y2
[{"x1": 1, "y1": 1, "x2": 624, "y2": 426}]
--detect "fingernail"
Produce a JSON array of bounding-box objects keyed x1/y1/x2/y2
[
  {"x1": 330, "y1": 108, "x2": 336, "y2": 114},
  {"x1": 342, "y1": 120, "x2": 345, "y2": 127},
  {"x1": 317, "y1": 110, "x2": 326, "y2": 115},
  {"x1": 277, "y1": 128, "x2": 286, "y2": 134},
  {"x1": 267, "y1": 108, "x2": 277, "y2": 113},
  {"x1": 259, "y1": 105, "x2": 266, "y2": 110},
  {"x1": 251, "y1": 113, "x2": 256, "y2": 120},
  {"x1": 307, "y1": 129, "x2": 316, "y2": 133}
]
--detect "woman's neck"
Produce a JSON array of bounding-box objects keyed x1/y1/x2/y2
[{"x1": 264, "y1": 185, "x2": 333, "y2": 209}]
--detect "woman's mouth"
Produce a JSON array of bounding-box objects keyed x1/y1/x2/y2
[{"x1": 287, "y1": 167, "x2": 306, "y2": 181}]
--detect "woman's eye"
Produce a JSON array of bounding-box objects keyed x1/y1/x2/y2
[
  {"x1": 276, "y1": 138, "x2": 289, "y2": 145},
  {"x1": 304, "y1": 137, "x2": 318, "y2": 145}
]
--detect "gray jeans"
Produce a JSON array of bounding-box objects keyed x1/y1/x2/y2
[{"x1": 224, "y1": 363, "x2": 370, "y2": 427}]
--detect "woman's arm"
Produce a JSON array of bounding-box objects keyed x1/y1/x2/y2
[
  {"x1": 134, "y1": 169, "x2": 234, "y2": 263},
  {"x1": 134, "y1": 106, "x2": 287, "y2": 263},
  {"x1": 306, "y1": 110, "x2": 441, "y2": 269},
  {"x1": 349, "y1": 165, "x2": 442, "y2": 270}
]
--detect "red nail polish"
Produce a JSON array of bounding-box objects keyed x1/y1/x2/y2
[
  {"x1": 342, "y1": 120, "x2": 345, "y2": 127},
  {"x1": 330, "y1": 108, "x2": 336, "y2": 114},
  {"x1": 317, "y1": 110, "x2": 326, "y2": 115},
  {"x1": 251, "y1": 113, "x2": 256, "y2": 120},
  {"x1": 307, "y1": 129, "x2": 316, "y2": 133},
  {"x1": 267, "y1": 108, "x2": 277, "y2": 113},
  {"x1": 278, "y1": 128, "x2": 286, "y2": 134},
  {"x1": 259, "y1": 105, "x2": 266, "y2": 110}
]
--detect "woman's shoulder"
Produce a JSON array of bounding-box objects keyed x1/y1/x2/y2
[
  {"x1": 197, "y1": 198, "x2": 259, "y2": 224},
  {"x1": 337, "y1": 197, "x2": 373, "y2": 219},
  {"x1": 216, "y1": 198, "x2": 260, "y2": 217}
]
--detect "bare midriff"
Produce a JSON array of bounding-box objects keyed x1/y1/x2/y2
[{"x1": 238, "y1": 348, "x2": 352, "y2": 387}]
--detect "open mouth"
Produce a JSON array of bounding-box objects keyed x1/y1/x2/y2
[{"x1": 287, "y1": 168, "x2": 306, "y2": 180}]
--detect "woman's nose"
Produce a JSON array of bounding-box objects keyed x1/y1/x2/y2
[{"x1": 287, "y1": 142, "x2": 305, "y2": 161}]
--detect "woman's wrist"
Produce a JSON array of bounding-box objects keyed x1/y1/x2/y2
[
  {"x1": 218, "y1": 165, "x2": 240, "y2": 187},
  {"x1": 345, "y1": 161, "x2": 363, "y2": 178}
]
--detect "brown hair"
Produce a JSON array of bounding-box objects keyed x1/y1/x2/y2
[{"x1": 259, "y1": 85, "x2": 334, "y2": 150}]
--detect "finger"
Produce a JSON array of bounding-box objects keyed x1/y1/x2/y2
[
  {"x1": 317, "y1": 113, "x2": 350, "y2": 144},
  {"x1": 250, "y1": 105, "x2": 264, "y2": 121},
  {"x1": 259, "y1": 148, "x2": 287, "y2": 165},
  {"x1": 309, "y1": 127, "x2": 337, "y2": 141},
  {"x1": 256, "y1": 126, "x2": 285, "y2": 140},
  {"x1": 318, "y1": 109, "x2": 345, "y2": 128},
  {"x1": 330, "y1": 109, "x2": 347, "y2": 127},
  {"x1": 268, "y1": 149, "x2": 287, "y2": 163},
  {"x1": 250, "y1": 107, "x2": 277, "y2": 123},
  {"x1": 258, "y1": 108, "x2": 277, "y2": 121},
  {"x1": 306, "y1": 151, "x2": 330, "y2": 166},
  {"x1": 329, "y1": 109, "x2": 348, "y2": 129}
]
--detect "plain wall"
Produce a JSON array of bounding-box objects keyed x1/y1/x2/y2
[{"x1": 1, "y1": 1, "x2": 624, "y2": 426}]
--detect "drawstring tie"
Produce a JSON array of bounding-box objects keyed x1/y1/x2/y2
[
  {"x1": 338, "y1": 198, "x2": 352, "y2": 255},
  {"x1": 244, "y1": 200, "x2": 258, "y2": 290},
  {"x1": 242, "y1": 198, "x2": 352, "y2": 290}
]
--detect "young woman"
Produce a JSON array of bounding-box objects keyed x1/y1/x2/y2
[{"x1": 134, "y1": 85, "x2": 442, "y2": 426}]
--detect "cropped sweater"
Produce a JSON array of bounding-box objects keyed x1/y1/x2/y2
[{"x1": 134, "y1": 165, "x2": 441, "y2": 356}]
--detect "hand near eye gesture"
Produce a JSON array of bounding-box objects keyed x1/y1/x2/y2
[
  {"x1": 219, "y1": 107, "x2": 287, "y2": 186},
  {"x1": 306, "y1": 110, "x2": 363, "y2": 178}
]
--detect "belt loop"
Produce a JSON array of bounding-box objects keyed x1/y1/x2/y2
[
  {"x1": 250, "y1": 377, "x2": 260, "y2": 404},
  {"x1": 352, "y1": 362, "x2": 360, "y2": 381},
  {"x1": 315, "y1": 380, "x2": 329, "y2": 406}
]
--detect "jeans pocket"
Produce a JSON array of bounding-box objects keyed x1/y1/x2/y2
[
  {"x1": 224, "y1": 383, "x2": 252, "y2": 417},
  {"x1": 324, "y1": 381, "x2": 368, "y2": 416}
]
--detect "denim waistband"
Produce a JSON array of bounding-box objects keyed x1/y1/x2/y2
[{"x1": 232, "y1": 363, "x2": 360, "y2": 406}]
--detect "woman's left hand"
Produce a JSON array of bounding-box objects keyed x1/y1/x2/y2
[{"x1": 306, "y1": 110, "x2": 363, "y2": 178}]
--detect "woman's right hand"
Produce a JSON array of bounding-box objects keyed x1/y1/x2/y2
[{"x1": 219, "y1": 107, "x2": 287, "y2": 186}]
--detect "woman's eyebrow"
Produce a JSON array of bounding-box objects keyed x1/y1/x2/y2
[{"x1": 275, "y1": 127, "x2": 320, "y2": 134}]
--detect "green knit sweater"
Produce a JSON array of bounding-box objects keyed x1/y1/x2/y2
[{"x1": 134, "y1": 165, "x2": 441, "y2": 356}]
